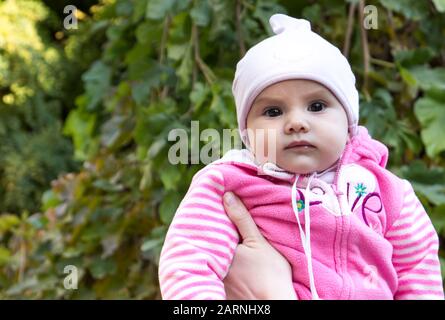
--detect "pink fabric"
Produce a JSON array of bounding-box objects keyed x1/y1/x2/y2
[{"x1": 159, "y1": 126, "x2": 444, "y2": 300}]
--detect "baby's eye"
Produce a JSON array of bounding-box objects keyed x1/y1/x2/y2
[
  {"x1": 263, "y1": 107, "x2": 282, "y2": 117},
  {"x1": 307, "y1": 101, "x2": 326, "y2": 112}
]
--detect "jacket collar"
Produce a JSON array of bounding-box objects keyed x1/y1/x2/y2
[{"x1": 210, "y1": 126, "x2": 388, "y2": 185}]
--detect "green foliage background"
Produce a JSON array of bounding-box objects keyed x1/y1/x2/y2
[{"x1": 0, "y1": 0, "x2": 444, "y2": 299}]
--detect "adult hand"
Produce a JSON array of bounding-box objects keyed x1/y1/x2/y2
[{"x1": 222, "y1": 192, "x2": 297, "y2": 300}]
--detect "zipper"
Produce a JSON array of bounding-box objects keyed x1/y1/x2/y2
[{"x1": 332, "y1": 141, "x2": 354, "y2": 299}]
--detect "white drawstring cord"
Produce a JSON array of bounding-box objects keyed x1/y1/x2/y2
[{"x1": 291, "y1": 173, "x2": 320, "y2": 300}]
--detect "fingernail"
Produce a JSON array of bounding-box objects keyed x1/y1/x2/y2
[{"x1": 224, "y1": 192, "x2": 235, "y2": 206}]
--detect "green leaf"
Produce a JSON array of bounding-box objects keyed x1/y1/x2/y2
[
  {"x1": 89, "y1": 258, "x2": 117, "y2": 280},
  {"x1": 125, "y1": 43, "x2": 151, "y2": 66},
  {"x1": 62, "y1": 247, "x2": 83, "y2": 258},
  {"x1": 141, "y1": 238, "x2": 163, "y2": 252},
  {"x1": 93, "y1": 179, "x2": 125, "y2": 192},
  {"x1": 27, "y1": 213, "x2": 47, "y2": 229},
  {"x1": 253, "y1": 0, "x2": 287, "y2": 34},
  {"x1": 379, "y1": 0, "x2": 429, "y2": 21},
  {"x1": 115, "y1": 0, "x2": 133, "y2": 16},
  {"x1": 0, "y1": 214, "x2": 21, "y2": 233},
  {"x1": 135, "y1": 21, "x2": 161, "y2": 45},
  {"x1": 394, "y1": 48, "x2": 435, "y2": 67},
  {"x1": 101, "y1": 235, "x2": 120, "y2": 259},
  {"x1": 209, "y1": 83, "x2": 236, "y2": 127},
  {"x1": 160, "y1": 164, "x2": 181, "y2": 191},
  {"x1": 177, "y1": 42, "x2": 193, "y2": 88},
  {"x1": 81, "y1": 223, "x2": 108, "y2": 242},
  {"x1": 159, "y1": 191, "x2": 182, "y2": 224},
  {"x1": 63, "y1": 109, "x2": 97, "y2": 161},
  {"x1": 6, "y1": 277, "x2": 39, "y2": 296},
  {"x1": 400, "y1": 161, "x2": 445, "y2": 206},
  {"x1": 167, "y1": 43, "x2": 188, "y2": 61},
  {"x1": 399, "y1": 67, "x2": 417, "y2": 88},
  {"x1": 146, "y1": 0, "x2": 176, "y2": 20},
  {"x1": 132, "y1": 0, "x2": 149, "y2": 22},
  {"x1": 399, "y1": 161, "x2": 445, "y2": 184},
  {"x1": 100, "y1": 115, "x2": 134, "y2": 150},
  {"x1": 134, "y1": 101, "x2": 176, "y2": 148},
  {"x1": 425, "y1": 87, "x2": 445, "y2": 102},
  {"x1": 412, "y1": 184, "x2": 445, "y2": 206},
  {"x1": 81, "y1": 61, "x2": 112, "y2": 111},
  {"x1": 190, "y1": 0, "x2": 211, "y2": 27},
  {"x1": 432, "y1": 0, "x2": 445, "y2": 12},
  {"x1": 0, "y1": 246, "x2": 11, "y2": 266},
  {"x1": 414, "y1": 96, "x2": 445, "y2": 157},
  {"x1": 429, "y1": 204, "x2": 445, "y2": 234},
  {"x1": 131, "y1": 64, "x2": 166, "y2": 105},
  {"x1": 148, "y1": 138, "x2": 167, "y2": 159},
  {"x1": 41, "y1": 189, "x2": 62, "y2": 211},
  {"x1": 190, "y1": 82, "x2": 210, "y2": 113},
  {"x1": 408, "y1": 66, "x2": 445, "y2": 91},
  {"x1": 302, "y1": 4, "x2": 322, "y2": 22}
]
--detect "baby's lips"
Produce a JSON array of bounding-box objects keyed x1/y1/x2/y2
[{"x1": 285, "y1": 140, "x2": 315, "y2": 149}]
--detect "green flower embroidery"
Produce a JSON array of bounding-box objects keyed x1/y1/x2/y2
[
  {"x1": 355, "y1": 183, "x2": 367, "y2": 197},
  {"x1": 297, "y1": 199, "x2": 305, "y2": 212}
]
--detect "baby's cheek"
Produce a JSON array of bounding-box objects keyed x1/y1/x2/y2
[
  {"x1": 325, "y1": 132, "x2": 347, "y2": 155},
  {"x1": 250, "y1": 129, "x2": 279, "y2": 160},
  {"x1": 249, "y1": 137, "x2": 268, "y2": 164},
  {"x1": 318, "y1": 139, "x2": 346, "y2": 169}
]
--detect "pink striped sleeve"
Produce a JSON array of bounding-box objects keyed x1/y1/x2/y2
[
  {"x1": 385, "y1": 180, "x2": 444, "y2": 300},
  {"x1": 158, "y1": 168, "x2": 239, "y2": 300}
]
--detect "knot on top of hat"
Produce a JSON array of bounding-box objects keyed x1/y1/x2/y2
[{"x1": 269, "y1": 14, "x2": 311, "y2": 35}]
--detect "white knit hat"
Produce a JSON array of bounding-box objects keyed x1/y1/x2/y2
[{"x1": 232, "y1": 14, "x2": 359, "y2": 148}]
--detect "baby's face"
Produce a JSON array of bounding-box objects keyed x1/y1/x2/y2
[{"x1": 246, "y1": 79, "x2": 349, "y2": 175}]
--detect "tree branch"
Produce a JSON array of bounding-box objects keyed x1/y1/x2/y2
[
  {"x1": 159, "y1": 15, "x2": 171, "y2": 66},
  {"x1": 343, "y1": 2, "x2": 357, "y2": 57},
  {"x1": 159, "y1": 15, "x2": 172, "y2": 99},
  {"x1": 192, "y1": 24, "x2": 216, "y2": 85},
  {"x1": 236, "y1": 0, "x2": 246, "y2": 57},
  {"x1": 359, "y1": 0, "x2": 371, "y2": 99}
]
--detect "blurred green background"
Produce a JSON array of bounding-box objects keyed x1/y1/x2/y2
[{"x1": 0, "y1": 0, "x2": 444, "y2": 299}]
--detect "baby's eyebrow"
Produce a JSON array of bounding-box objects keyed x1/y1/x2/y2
[
  {"x1": 253, "y1": 96, "x2": 283, "y2": 106},
  {"x1": 298, "y1": 88, "x2": 331, "y2": 99}
]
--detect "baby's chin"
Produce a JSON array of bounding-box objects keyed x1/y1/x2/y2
[{"x1": 276, "y1": 159, "x2": 327, "y2": 175}]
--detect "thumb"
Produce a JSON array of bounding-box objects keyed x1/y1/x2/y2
[{"x1": 223, "y1": 192, "x2": 264, "y2": 243}]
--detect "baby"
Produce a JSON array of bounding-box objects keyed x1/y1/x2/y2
[{"x1": 158, "y1": 14, "x2": 444, "y2": 300}]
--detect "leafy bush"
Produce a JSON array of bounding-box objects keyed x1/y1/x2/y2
[
  {"x1": 0, "y1": 0, "x2": 444, "y2": 298},
  {"x1": 0, "y1": 0, "x2": 80, "y2": 214}
]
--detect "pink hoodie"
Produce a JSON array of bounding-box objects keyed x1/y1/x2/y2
[{"x1": 159, "y1": 126, "x2": 444, "y2": 300}]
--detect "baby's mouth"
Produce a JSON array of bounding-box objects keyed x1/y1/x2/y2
[{"x1": 285, "y1": 140, "x2": 315, "y2": 150}]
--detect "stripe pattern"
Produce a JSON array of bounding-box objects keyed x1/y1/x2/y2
[
  {"x1": 386, "y1": 180, "x2": 444, "y2": 299},
  {"x1": 158, "y1": 168, "x2": 239, "y2": 299}
]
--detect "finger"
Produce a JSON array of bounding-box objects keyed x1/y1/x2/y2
[{"x1": 223, "y1": 192, "x2": 264, "y2": 242}]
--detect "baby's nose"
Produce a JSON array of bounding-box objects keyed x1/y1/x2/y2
[{"x1": 285, "y1": 115, "x2": 310, "y2": 134}]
